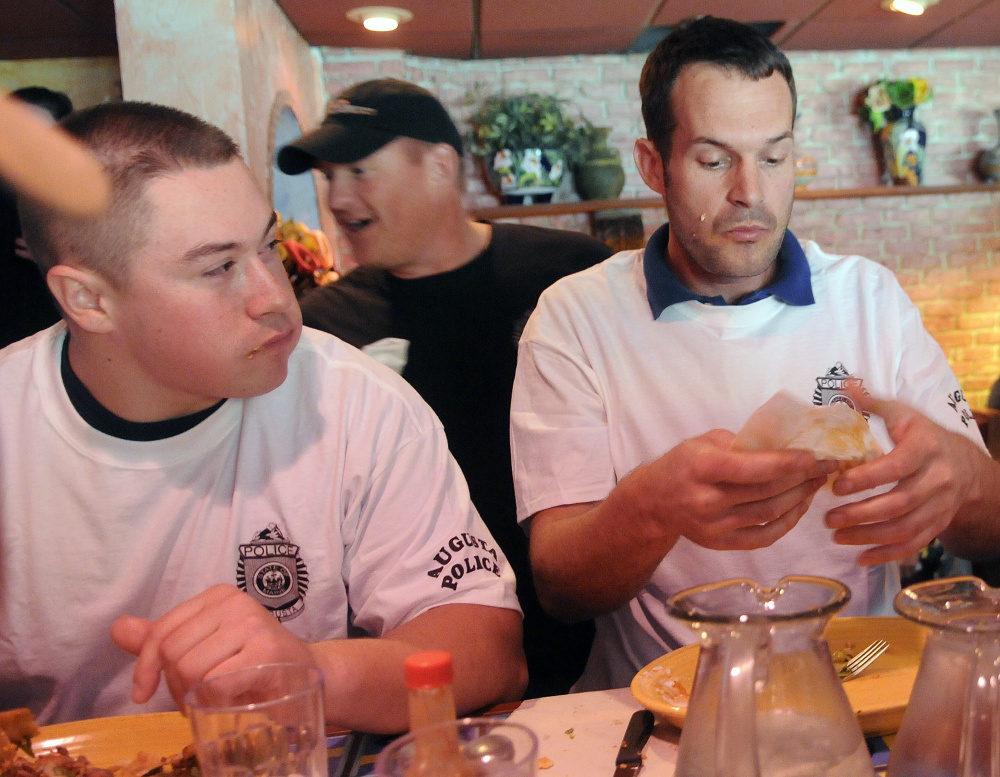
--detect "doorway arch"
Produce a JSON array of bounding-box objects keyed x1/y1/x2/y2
[{"x1": 271, "y1": 104, "x2": 322, "y2": 231}]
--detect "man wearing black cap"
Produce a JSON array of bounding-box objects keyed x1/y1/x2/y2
[{"x1": 278, "y1": 78, "x2": 611, "y2": 698}]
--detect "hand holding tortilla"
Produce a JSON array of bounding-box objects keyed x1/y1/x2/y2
[
  {"x1": 0, "y1": 93, "x2": 110, "y2": 217},
  {"x1": 825, "y1": 391, "x2": 1000, "y2": 566},
  {"x1": 733, "y1": 391, "x2": 884, "y2": 474}
]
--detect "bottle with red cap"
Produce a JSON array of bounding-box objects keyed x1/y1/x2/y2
[{"x1": 404, "y1": 650, "x2": 464, "y2": 776}]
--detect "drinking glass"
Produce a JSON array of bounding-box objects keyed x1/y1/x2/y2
[
  {"x1": 186, "y1": 663, "x2": 326, "y2": 777},
  {"x1": 374, "y1": 717, "x2": 538, "y2": 777}
]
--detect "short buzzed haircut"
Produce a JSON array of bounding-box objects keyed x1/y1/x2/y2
[
  {"x1": 20, "y1": 101, "x2": 241, "y2": 287},
  {"x1": 639, "y1": 16, "x2": 797, "y2": 162}
]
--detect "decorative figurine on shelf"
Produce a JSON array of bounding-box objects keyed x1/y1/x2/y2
[
  {"x1": 859, "y1": 78, "x2": 931, "y2": 186},
  {"x1": 976, "y1": 107, "x2": 1000, "y2": 184}
]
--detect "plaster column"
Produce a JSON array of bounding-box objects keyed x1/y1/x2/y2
[{"x1": 112, "y1": 0, "x2": 325, "y2": 197}]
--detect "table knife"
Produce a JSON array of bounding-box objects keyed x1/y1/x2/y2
[{"x1": 614, "y1": 709, "x2": 655, "y2": 777}]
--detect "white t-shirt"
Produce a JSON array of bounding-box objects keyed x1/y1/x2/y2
[
  {"x1": 511, "y1": 240, "x2": 984, "y2": 691},
  {"x1": 0, "y1": 325, "x2": 519, "y2": 723}
]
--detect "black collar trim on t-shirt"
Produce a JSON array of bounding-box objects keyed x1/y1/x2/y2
[{"x1": 60, "y1": 334, "x2": 226, "y2": 441}]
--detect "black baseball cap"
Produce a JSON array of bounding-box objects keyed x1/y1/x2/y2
[{"x1": 277, "y1": 79, "x2": 464, "y2": 174}]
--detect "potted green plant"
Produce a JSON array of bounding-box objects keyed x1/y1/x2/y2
[{"x1": 466, "y1": 92, "x2": 584, "y2": 204}]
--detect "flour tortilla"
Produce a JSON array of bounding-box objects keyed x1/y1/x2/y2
[{"x1": 733, "y1": 391, "x2": 883, "y2": 472}]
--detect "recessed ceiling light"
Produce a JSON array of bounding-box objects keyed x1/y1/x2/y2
[
  {"x1": 882, "y1": 0, "x2": 939, "y2": 16},
  {"x1": 346, "y1": 6, "x2": 413, "y2": 32}
]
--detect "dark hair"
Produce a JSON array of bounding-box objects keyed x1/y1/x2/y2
[
  {"x1": 11, "y1": 86, "x2": 73, "y2": 121},
  {"x1": 639, "y1": 16, "x2": 797, "y2": 160},
  {"x1": 20, "y1": 101, "x2": 241, "y2": 286}
]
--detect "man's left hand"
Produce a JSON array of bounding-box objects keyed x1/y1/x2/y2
[
  {"x1": 825, "y1": 392, "x2": 990, "y2": 566},
  {"x1": 111, "y1": 584, "x2": 316, "y2": 710}
]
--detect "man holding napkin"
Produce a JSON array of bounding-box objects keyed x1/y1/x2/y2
[{"x1": 510, "y1": 16, "x2": 1000, "y2": 691}]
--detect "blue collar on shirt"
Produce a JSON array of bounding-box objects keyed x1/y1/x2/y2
[{"x1": 643, "y1": 222, "x2": 815, "y2": 318}]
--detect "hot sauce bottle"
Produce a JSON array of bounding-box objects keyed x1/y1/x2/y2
[{"x1": 405, "y1": 651, "x2": 466, "y2": 776}]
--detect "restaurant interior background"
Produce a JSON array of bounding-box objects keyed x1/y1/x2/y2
[{"x1": 1, "y1": 0, "x2": 999, "y2": 406}]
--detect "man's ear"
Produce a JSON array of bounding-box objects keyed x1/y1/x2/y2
[
  {"x1": 46, "y1": 264, "x2": 116, "y2": 333},
  {"x1": 424, "y1": 143, "x2": 460, "y2": 190},
  {"x1": 634, "y1": 138, "x2": 667, "y2": 197}
]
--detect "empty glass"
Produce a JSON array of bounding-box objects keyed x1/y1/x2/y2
[
  {"x1": 887, "y1": 576, "x2": 1000, "y2": 777},
  {"x1": 667, "y1": 575, "x2": 875, "y2": 777},
  {"x1": 186, "y1": 663, "x2": 326, "y2": 777},
  {"x1": 374, "y1": 717, "x2": 538, "y2": 777}
]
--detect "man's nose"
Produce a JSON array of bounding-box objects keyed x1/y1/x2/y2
[
  {"x1": 326, "y1": 168, "x2": 355, "y2": 211},
  {"x1": 246, "y1": 254, "x2": 293, "y2": 319},
  {"x1": 728, "y1": 161, "x2": 764, "y2": 209}
]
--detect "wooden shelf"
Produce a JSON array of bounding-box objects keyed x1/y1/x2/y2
[
  {"x1": 469, "y1": 183, "x2": 1000, "y2": 220},
  {"x1": 471, "y1": 196, "x2": 661, "y2": 220},
  {"x1": 794, "y1": 182, "x2": 1000, "y2": 200}
]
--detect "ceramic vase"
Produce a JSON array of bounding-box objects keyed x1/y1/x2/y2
[
  {"x1": 574, "y1": 127, "x2": 626, "y2": 201},
  {"x1": 491, "y1": 148, "x2": 566, "y2": 205},
  {"x1": 976, "y1": 107, "x2": 1000, "y2": 184},
  {"x1": 878, "y1": 107, "x2": 926, "y2": 186}
]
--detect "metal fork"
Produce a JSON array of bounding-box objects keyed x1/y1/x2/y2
[{"x1": 839, "y1": 639, "x2": 890, "y2": 681}]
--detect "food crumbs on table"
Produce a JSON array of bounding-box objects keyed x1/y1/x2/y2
[
  {"x1": 538, "y1": 757, "x2": 554, "y2": 769},
  {"x1": 564, "y1": 728, "x2": 574, "y2": 739}
]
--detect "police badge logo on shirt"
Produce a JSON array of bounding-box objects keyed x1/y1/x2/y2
[
  {"x1": 237, "y1": 523, "x2": 309, "y2": 621},
  {"x1": 813, "y1": 362, "x2": 871, "y2": 418}
]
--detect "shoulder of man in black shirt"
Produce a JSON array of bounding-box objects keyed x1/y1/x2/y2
[
  {"x1": 298, "y1": 266, "x2": 393, "y2": 348},
  {"x1": 298, "y1": 223, "x2": 613, "y2": 348},
  {"x1": 489, "y1": 222, "x2": 613, "y2": 284}
]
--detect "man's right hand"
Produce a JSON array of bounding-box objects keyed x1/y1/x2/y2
[
  {"x1": 636, "y1": 429, "x2": 836, "y2": 550},
  {"x1": 528, "y1": 429, "x2": 836, "y2": 621},
  {"x1": 111, "y1": 584, "x2": 316, "y2": 712}
]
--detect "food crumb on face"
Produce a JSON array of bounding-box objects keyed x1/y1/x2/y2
[
  {"x1": 539, "y1": 756, "x2": 554, "y2": 769},
  {"x1": 564, "y1": 728, "x2": 574, "y2": 739}
]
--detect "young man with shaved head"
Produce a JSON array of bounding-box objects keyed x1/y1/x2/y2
[{"x1": 0, "y1": 101, "x2": 526, "y2": 728}]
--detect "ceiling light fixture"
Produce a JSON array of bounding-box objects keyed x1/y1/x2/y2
[
  {"x1": 346, "y1": 6, "x2": 413, "y2": 32},
  {"x1": 881, "y1": 0, "x2": 938, "y2": 16}
]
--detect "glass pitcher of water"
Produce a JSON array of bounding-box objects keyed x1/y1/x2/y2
[
  {"x1": 667, "y1": 575, "x2": 874, "y2": 777},
  {"x1": 887, "y1": 576, "x2": 1000, "y2": 777}
]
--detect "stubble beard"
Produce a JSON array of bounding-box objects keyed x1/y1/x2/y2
[
  {"x1": 668, "y1": 188, "x2": 792, "y2": 284},
  {"x1": 683, "y1": 219, "x2": 786, "y2": 281}
]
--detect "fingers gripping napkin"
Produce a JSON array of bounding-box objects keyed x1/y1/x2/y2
[{"x1": 733, "y1": 391, "x2": 883, "y2": 476}]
